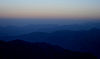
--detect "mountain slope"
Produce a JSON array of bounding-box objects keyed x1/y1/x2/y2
[{"x1": 0, "y1": 40, "x2": 97, "y2": 59}]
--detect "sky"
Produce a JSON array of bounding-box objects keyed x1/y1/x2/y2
[{"x1": 0, "y1": 0, "x2": 100, "y2": 19}]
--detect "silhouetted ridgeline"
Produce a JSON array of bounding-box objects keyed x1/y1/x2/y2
[
  {"x1": 0, "y1": 28, "x2": 100, "y2": 59},
  {"x1": 0, "y1": 23, "x2": 100, "y2": 36},
  {"x1": 0, "y1": 40, "x2": 97, "y2": 59}
]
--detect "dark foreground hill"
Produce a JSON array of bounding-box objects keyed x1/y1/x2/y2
[
  {"x1": 0, "y1": 40, "x2": 97, "y2": 59},
  {"x1": 0, "y1": 28, "x2": 100, "y2": 58}
]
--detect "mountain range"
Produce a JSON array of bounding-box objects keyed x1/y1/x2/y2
[
  {"x1": 0, "y1": 28, "x2": 100, "y2": 58},
  {"x1": 0, "y1": 23, "x2": 100, "y2": 36},
  {"x1": 0, "y1": 40, "x2": 97, "y2": 59}
]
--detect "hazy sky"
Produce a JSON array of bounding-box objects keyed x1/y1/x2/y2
[{"x1": 0, "y1": 0, "x2": 100, "y2": 19}]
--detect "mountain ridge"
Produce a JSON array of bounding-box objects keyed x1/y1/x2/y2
[{"x1": 0, "y1": 40, "x2": 97, "y2": 59}]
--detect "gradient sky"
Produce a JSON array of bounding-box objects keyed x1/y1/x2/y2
[{"x1": 0, "y1": 0, "x2": 100, "y2": 19}]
